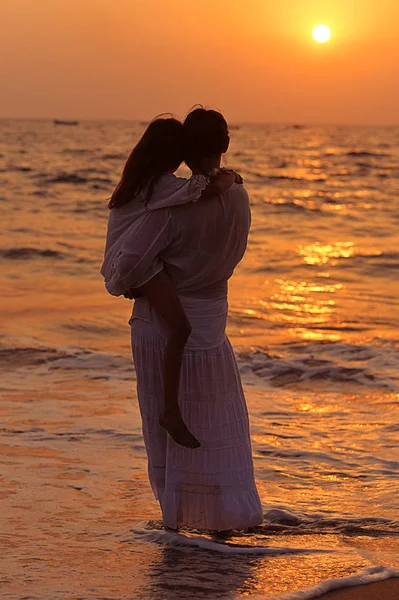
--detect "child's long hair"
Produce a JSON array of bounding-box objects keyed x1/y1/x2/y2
[{"x1": 108, "y1": 117, "x2": 184, "y2": 209}]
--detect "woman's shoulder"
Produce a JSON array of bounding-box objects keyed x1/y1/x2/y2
[
  {"x1": 152, "y1": 173, "x2": 188, "y2": 194},
  {"x1": 222, "y1": 182, "x2": 250, "y2": 204},
  {"x1": 149, "y1": 173, "x2": 208, "y2": 210}
]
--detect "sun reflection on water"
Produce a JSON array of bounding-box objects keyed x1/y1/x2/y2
[
  {"x1": 258, "y1": 277, "x2": 346, "y2": 341},
  {"x1": 293, "y1": 328, "x2": 342, "y2": 342},
  {"x1": 270, "y1": 280, "x2": 339, "y2": 321},
  {"x1": 298, "y1": 242, "x2": 355, "y2": 265}
]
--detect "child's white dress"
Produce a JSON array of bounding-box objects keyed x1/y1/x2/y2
[{"x1": 101, "y1": 173, "x2": 209, "y2": 292}]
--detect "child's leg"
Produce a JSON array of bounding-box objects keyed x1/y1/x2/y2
[{"x1": 127, "y1": 270, "x2": 200, "y2": 449}]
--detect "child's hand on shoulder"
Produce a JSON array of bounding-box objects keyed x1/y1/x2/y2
[
  {"x1": 201, "y1": 168, "x2": 243, "y2": 198},
  {"x1": 217, "y1": 168, "x2": 243, "y2": 185}
]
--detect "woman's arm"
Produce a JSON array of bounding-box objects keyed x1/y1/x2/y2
[{"x1": 127, "y1": 270, "x2": 200, "y2": 449}]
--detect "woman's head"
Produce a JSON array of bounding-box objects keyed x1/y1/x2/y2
[
  {"x1": 183, "y1": 107, "x2": 230, "y2": 173},
  {"x1": 108, "y1": 116, "x2": 184, "y2": 209}
]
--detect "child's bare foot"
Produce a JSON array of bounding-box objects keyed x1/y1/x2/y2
[{"x1": 159, "y1": 411, "x2": 200, "y2": 449}]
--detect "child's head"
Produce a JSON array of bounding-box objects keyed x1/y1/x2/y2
[
  {"x1": 109, "y1": 116, "x2": 184, "y2": 209},
  {"x1": 138, "y1": 117, "x2": 185, "y2": 174}
]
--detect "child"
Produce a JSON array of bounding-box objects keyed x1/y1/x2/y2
[{"x1": 101, "y1": 117, "x2": 240, "y2": 448}]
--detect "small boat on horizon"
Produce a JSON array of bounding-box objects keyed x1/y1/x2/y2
[{"x1": 53, "y1": 119, "x2": 79, "y2": 126}]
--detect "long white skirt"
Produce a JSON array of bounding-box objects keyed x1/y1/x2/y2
[{"x1": 131, "y1": 319, "x2": 263, "y2": 531}]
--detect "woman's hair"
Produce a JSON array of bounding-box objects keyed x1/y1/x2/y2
[
  {"x1": 108, "y1": 117, "x2": 184, "y2": 209},
  {"x1": 183, "y1": 107, "x2": 230, "y2": 171}
]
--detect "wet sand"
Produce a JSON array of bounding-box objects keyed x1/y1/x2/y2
[{"x1": 316, "y1": 578, "x2": 399, "y2": 599}]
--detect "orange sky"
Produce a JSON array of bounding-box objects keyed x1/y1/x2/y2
[{"x1": 1, "y1": 0, "x2": 398, "y2": 124}]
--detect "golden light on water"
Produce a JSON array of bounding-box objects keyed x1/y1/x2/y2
[
  {"x1": 271, "y1": 279, "x2": 338, "y2": 327},
  {"x1": 312, "y1": 24, "x2": 331, "y2": 43},
  {"x1": 298, "y1": 242, "x2": 354, "y2": 266}
]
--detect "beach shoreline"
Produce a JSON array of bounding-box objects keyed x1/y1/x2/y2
[
  {"x1": 314, "y1": 577, "x2": 399, "y2": 600},
  {"x1": 2, "y1": 373, "x2": 398, "y2": 599}
]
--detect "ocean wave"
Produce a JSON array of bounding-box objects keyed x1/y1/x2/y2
[
  {"x1": 75, "y1": 167, "x2": 111, "y2": 175},
  {"x1": 131, "y1": 519, "x2": 399, "y2": 600},
  {"x1": 345, "y1": 150, "x2": 391, "y2": 158},
  {"x1": 132, "y1": 505, "x2": 399, "y2": 549},
  {"x1": 11, "y1": 338, "x2": 395, "y2": 390},
  {"x1": 34, "y1": 171, "x2": 113, "y2": 186},
  {"x1": 237, "y1": 340, "x2": 399, "y2": 390},
  {"x1": 8, "y1": 227, "x2": 35, "y2": 233},
  {"x1": 7, "y1": 165, "x2": 33, "y2": 172},
  {"x1": 62, "y1": 321, "x2": 124, "y2": 335},
  {"x1": 60, "y1": 148, "x2": 93, "y2": 155},
  {"x1": 0, "y1": 247, "x2": 65, "y2": 259},
  {"x1": 134, "y1": 507, "x2": 399, "y2": 543},
  {"x1": 45, "y1": 173, "x2": 89, "y2": 184},
  {"x1": 346, "y1": 251, "x2": 399, "y2": 272},
  {"x1": 1, "y1": 325, "x2": 394, "y2": 395},
  {"x1": 266, "y1": 568, "x2": 399, "y2": 600},
  {"x1": 263, "y1": 508, "x2": 399, "y2": 536},
  {"x1": 323, "y1": 150, "x2": 392, "y2": 158},
  {"x1": 260, "y1": 199, "x2": 322, "y2": 212},
  {"x1": 0, "y1": 425, "x2": 144, "y2": 446},
  {"x1": 0, "y1": 347, "x2": 70, "y2": 367},
  {"x1": 101, "y1": 152, "x2": 126, "y2": 160},
  {"x1": 0, "y1": 344, "x2": 134, "y2": 380},
  {"x1": 253, "y1": 173, "x2": 326, "y2": 183},
  {"x1": 269, "y1": 175, "x2": 326, "y2": 182},
  {"x1": 356, "y1": 161, "x2": 397, "y2": 169},
  {"x1": 132, "y1": 524, "x2": 336, "y2": 555}
]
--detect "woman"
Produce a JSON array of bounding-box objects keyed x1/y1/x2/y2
[{"x1": 111, "y1": 108, "x2": 263, "y2": 531}]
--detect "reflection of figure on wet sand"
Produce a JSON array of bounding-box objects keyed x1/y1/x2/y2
[{"x1": 147, "y1": 545, "x2": 260, "y2": 598}]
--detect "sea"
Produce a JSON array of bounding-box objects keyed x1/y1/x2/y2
[{"x1": 1, "y1": 119, "x2": 399, "y2": 599}]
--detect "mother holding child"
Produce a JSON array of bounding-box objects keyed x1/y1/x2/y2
[{"x1": 101, "y1": 107, "x2": 263, "y2": 533}]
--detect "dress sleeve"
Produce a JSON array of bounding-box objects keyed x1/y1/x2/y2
[
  {"x1": 104, "y1": 209, "x2": 172, "y2": 296},
  {"x1": 147, "y1": 174, "x2": 210, "y2": 210}
]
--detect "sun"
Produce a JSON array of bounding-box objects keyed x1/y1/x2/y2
[{"x1": 312, "y1": 25, "x2": 331, "y2": 43}]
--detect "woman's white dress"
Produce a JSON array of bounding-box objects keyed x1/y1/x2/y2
[{"x1": 102, "y1": 178, "x2": 263, "y2": 531}]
